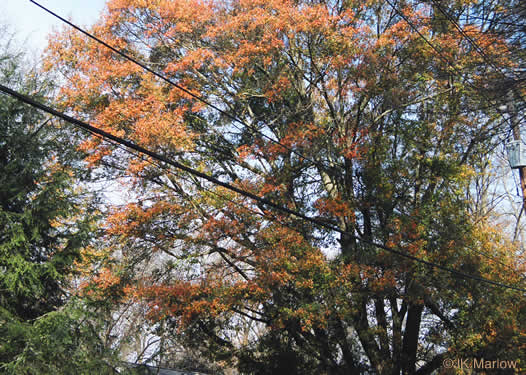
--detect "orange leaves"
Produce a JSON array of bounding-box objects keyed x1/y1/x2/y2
[
  {"x1": 79, "y1": 265, "x2": 130, "y2": 303},
  {"x1": 106, "y1": 201, "x2": 183, "y2": 238},
  {"x1": 314, "y1": 196, "x2": 355, "y2": 220},
  {"x1": 140, "y1": 282, "x2": 200, "y2": 322},
  {"x1": 132, "y1": 101, "x2": 191, "y2": 149},
  {"x1": 275, "y1": 304, "x2": 329, "y2": 332},
  {"x1": 158, "y1": 0, "x2": 214, "y2": 30},
  {"x1": 248, "y1": 121, "x2": 328, "y2": 162},
  {"x1": 45, "y1": 2, "x2": 199, "y2": 178},
  {"x1": 236, "y1": 144, "x2": 256, "y2": 161},
  {"x1": 138, "y1": 280, "x2": 233, "y2": 326},
  {"x1": 200, "y1": 215, "x2": 246, "y2": 240},
  {"x1": 166, "y1": 48, "x2": 217, "y2": 72},
  {"x1": 259, "y1": 180, "x2": 285, "y2": 196},
  {"x1": 264, "y1": 76, "x2": 292, "y2": 103},
  {"x1": 43, "y1": 2, "x2": 526, "y2": 370},
  {"x1": 253, "y1": 225, "x2": 333, "y2": 300},
  {"x1": 92, "y1": 268, "x2": 121, "y2": 290},
  {"x1": 230, "y1": 281, "x2": 268, "y2": 302}
]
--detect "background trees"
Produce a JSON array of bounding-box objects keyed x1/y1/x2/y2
[
  {"x1": 0, "y1": 27, "x2": 119, "y2": 374},
  {"x1": 44, "y1": 0, "x2": 526, "y2": 373}
]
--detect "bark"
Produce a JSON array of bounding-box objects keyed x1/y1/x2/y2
[{"x1": 401, "y1": 303, "x2": 424, "y2": 375}]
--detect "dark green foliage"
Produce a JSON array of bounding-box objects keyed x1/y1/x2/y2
[
  {"x1": 0, "y1": 35, "x2": 83, "y2": 321},
  {"x1": 0, "y1": 301, "x2": 119, "y2": 375},
  {"x1": 0, "y1": 29, "x2": 118, "y2": 374}
]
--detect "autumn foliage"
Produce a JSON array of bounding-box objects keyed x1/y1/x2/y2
[{"x1": 46, "y1": 0, "x2": 526, "y2": 373}]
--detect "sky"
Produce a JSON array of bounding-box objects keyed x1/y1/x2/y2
[{"x1": 1, "y1": 0, "x2": 107, "y2": 53}]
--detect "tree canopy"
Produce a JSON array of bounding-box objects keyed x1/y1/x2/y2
[
  {"x1": 0, "y1": 29, "x2": 120, "y2": 374},
  {"x1": 42, "y1": 0, "x2": 526, "y2": 373}
]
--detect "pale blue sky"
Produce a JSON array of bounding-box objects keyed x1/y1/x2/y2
[{"x1": 1, "y1": 0, "x2": 107, "y2": 52}]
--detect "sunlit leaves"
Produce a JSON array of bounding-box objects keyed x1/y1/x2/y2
[{"x1": 46, "y1": 0, "x2": 526, "y2": 373}]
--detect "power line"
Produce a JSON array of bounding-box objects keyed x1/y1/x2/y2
[
  {"x1": 75, "y1": 103, "x2": 525, "y2": 281},
  {"x1": 410, "y1": 2, "x2": 526, "y2": 278},
  {"x1": 0, "y1": 84, "x2": 316, "y2": 226},
  {"x1": 426, "y1": 2, "x2": 526, "y2": 268},
  {"x1": 29, "y1": 0, "x2": 340, "y2": 175},
  {"x1": 428, "y1": 0, "x2": 525, "y2": 92},
  {"x1": 383, "y1": 0, "x2": 518, "y2": 131},
  {"x1": 31, "y1": 0, "x2": 512, "y2": 180},
  {"x1": 1, "y1": 83, "x2": 524, "y2": 293},
  {"x1": 79, "y1": 108, "x2": 526, "y2": 283},
  {"x1": 100, "y1": 133, "x2": 526, "y2": 284},
  {"x1": 29, "y1": 0, "x2": 526, "y2": 285},
  {"x1": 430, "y1": 15, "x2": 521, "y2": 58},
  {"x1": 31, "y1": 1, "x2": 518, "y2": 174},
  {"x1": 31, "y1": 0, "x2": 519, "y2": 182},
  {"x1": 445, "y1": 14, "x2": 526, "y2": 28}
]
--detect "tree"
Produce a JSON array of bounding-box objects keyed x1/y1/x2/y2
[
  {"x1": 46, "y1": 0, "x2": 526, "y2": 373},
  {"x1": 0, "y1": 28, "x2": 119, "y2": 374}
]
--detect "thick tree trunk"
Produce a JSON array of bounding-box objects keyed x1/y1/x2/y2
[{"x1": 401, "y1": 303, "x2": 424, "y2": 375}]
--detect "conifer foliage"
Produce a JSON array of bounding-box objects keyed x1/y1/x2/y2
[{"x1": 0, "y1": 31, "x2": 116, "y2": 374}]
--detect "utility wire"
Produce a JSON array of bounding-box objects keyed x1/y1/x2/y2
[
  {"x1": 29, "y1": 0, "x2": 525, "y2": 284},
  {"x1": 440, "y1": 14, "x2": 526, "y2": 28},
  {"x1": 0, "y1": 84, "x2": 316, "y2": 226},
  {"x1": 32, "y1": 0, "x2": 515, "y2": 181},
  {"x1": 29, "y1": 0, "x2": 339, "y2": 174},
  {"x1": 1, "y1": 83, "x2": 525, "y2": 293},
  {"x1": 431, "y1": 15, "x2": 521, "y2": 58},
  {"x1": 428, "y1": 0, "x2": 525, "y2": 93},
  {"x1": 383, "y1": 0, "x2": 517, "y2": 130},
  {"x1": 31, "y1": 0, "x2": 520, "y2": 186},
  {"x1": 424, "y1": 1, "x2": 526, "y2": 273},
  {"x1": 81, "y1": 111, "x2": 526, "y2": 282},
  {"x1": 31, "y1": 0, "x2": 516, "y2": 171},
  {"x1": 27, "y1": 0, "x2": 526, "y2": 285}
]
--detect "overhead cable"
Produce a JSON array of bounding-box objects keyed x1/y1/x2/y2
[
  {"x1": 1, "y1": 83, "x2": 525, "y2": 293},
  {"x1": 28, "y1": 0, "x2": 526, "y2": 286},
  {"x1": 29, "y1": 0, "x2": 339, "y2": 174}
]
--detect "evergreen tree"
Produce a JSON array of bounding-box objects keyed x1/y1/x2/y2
[{"x1": 0, "y1": 28, "x2": 118, "y2": 374}]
